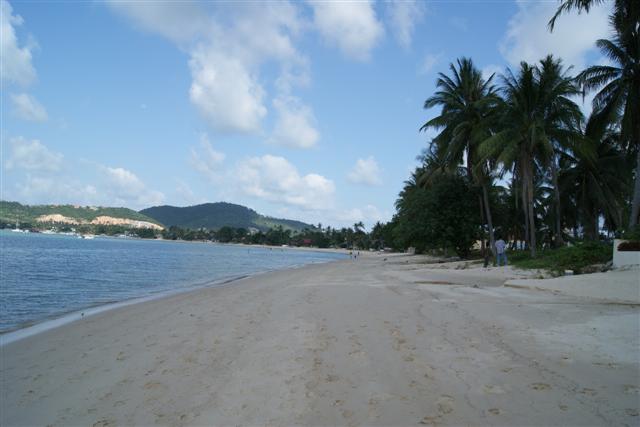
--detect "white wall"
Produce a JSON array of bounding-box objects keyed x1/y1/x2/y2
[{"x1": 613, "y1": 239, "x2": 640, "y2": 268}]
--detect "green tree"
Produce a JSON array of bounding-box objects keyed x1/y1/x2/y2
[
  {"x1": 559, "y1": 112, "x2": 631, "y2": 239},
  {"x1": 548, "y1": 0, "x2": 640, "y2": 228},
  {"x1": 479, "y1": 59, "x2": 582, "y2": 256},
  {"x1": 535, "y1": 55, "x2": 583, "y2": 246},
  {"x1": 421, "y1": 57, "x2": 501, "y2": 254}
]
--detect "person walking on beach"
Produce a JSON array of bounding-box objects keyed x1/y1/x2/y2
[{"x1": 495, "y1": 237, "x2": 507, "y2": 266}]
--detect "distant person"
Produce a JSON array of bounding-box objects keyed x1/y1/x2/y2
[
  {"x1": 495, "y1": 237, "x2": 507, "y2": 266},
  {"x1": 483, "y1": 241, "x2": 491, "y2": 268}
]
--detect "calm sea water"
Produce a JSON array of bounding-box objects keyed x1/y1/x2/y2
[{"x1": 0, "y1": 231, "x2": 345, "y2": 333}]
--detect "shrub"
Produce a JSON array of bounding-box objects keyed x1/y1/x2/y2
[
  {"x1": 618, "y1": 241, "x2": 640, "y2": 251},
  {"x1": 510, "y1": 241, "x2": 612, "y2": 274}
]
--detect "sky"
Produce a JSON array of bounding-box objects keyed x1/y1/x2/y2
[{"x1": 0, "y1": 0, "x2": 613, "y2": 229}]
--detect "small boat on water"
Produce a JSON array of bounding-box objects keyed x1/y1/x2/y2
[{"x1": 80, "y1": 234, "x2": 95, "y2": 239}]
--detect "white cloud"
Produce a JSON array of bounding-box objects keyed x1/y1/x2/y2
[
  {"x1": 10, "y1": 93, "x2": 48, "y2": 121},
  {"x1": 334, "y1": 204, "x2": 390, "y2": 227},
  {"x1": 419, "y1": 53, "x2": 443, "y2": 75},
  {"x1": 309, "y1": 0, "x2": 384, "y2": 61},
  {"x1": 236, "y1": 154, "x2": 335, "y2": 210},
  {"x1": 189, "y1": 133, "x2": 225, "y2": 182},
  {"x1": 0, "y1": 0, "x2": 36, "y2": 86},
  {"x1": 270, "y1": 95, "x2": 319, "y2": 149},
  {"x1": 5, "y1": 136, "x2": 63, "y2": 172},
  {"x1": 189, "y1": 49, "x2": 267, "y2": 134},
  {"x1": 109, "y1": 2, "x2": 308, "y2": 136},
  {"x1": 101, "y1": 166, "x2": 165, "y2": 207},
  {"x1": 105, "y1": 1, "x2": 210, "y2": 45},
  {"x1": 481, "y1": 64, "x2": 503, "y2": 82},
  {"x1": 500, "y1": 0, "x2": 610, "y2": 70},
  {"x1": 13, "y1": 175, "x2": 99, "y2": 206},
  {"x1": 347, "y1": 156, "x2": 382, "y2": 186},
  {"x1": 175, "y1": 180, "x2": 206, "y2": 206},
  {"x1": 387, "y1": 0, "x2": 425, "y2": 50}
]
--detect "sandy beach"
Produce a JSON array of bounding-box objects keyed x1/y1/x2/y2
[{"x1": 2, "y1": 253, "x2": 638, "y2": 426}]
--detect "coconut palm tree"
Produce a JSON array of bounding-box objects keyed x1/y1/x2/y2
[
  {"x1": 576, "y1": 5, "x2": 640, "y2": 228},
  {"x1": 559, "y1": 112, "x2": 630, "y2": 239},
  {"x1": 548, "y1": 0, "x2": 640, "y2": 228},
  {"x1": 535, "y1": 55, "x2": 583, "y2": 245},
  {"x1": 479, "y1": 59, "x2": 582, "y2": 256},
  {"x1": 549, "y1": 0, "x2": 638, "y2": 39},
  {"x1": 421, "y1": 57, "x2": 501, "y2": 254}
]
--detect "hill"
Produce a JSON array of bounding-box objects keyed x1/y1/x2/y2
[
  {"x1": 140, "y1": 202, "x2": 314, "y2": 232},
  {"x1": 0, "y1": 201, "x2": 163, "y2": 229}
]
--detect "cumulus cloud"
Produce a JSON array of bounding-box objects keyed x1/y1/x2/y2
[
  {"x1": 347, "y1": 156, "x2": 382, "y2": 186},
  {"x1": 105, "y1": 1, "x2": 209, "y2": 45},
  {"x1": 270, "y1": 95, "x2": 319, "y2": 149},
  {"x1": 188, "y1": 49, "x2": 267, "y2": 134},
  {"x1": 500, "y1": 0, "x2": 610, "y2": 70},
  {"x1": 309, "y1": 0, "x2": 384, "y2": 61},
  {"x1": 189, "y1": 133, "x2": 225, "y2": 182},
  {"x1": 386, "y1": 0, "x2": 425, "y2": 50},
  {"x1": 334, "y1": 204, "x2": 390, "y2": 226},
  {"x1": 419, "y1": 52, "x2": 443, "y2": 75},
  {"x1": 10, "y1": 93, "x2": 48, "y2": 121},
  {"x1": 14, "y1": 175, "x2": 99, "y2": 206},
  {"x1": 236, "y1": 154, "x2": 334, "y2": 210},
  {"x1": 101, "y1": 166, "x2": 165, "y2": 207},
  {"x1": 109, "y1": 2, "x2": 308, "y2": 135},
  {"x1": 5, "y1": 136, "x2": 63, "y2": 172},
  {"x1": 0, "y1": 0, "x2": 36, "y2": 86},
  {"x1": 481, "y1": 64, "x2": 504, "y2": 82}
]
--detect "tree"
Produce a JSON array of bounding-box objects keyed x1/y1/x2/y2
[
  {"x1": 548, "y1": 0, "x2": 640, "y2": 228},
  {"x1": 421, "y1": 57, "x2": 501, "y2": 255},
  {"x1": 559, "y1": 112, "x2": 630, "y2": 239},
  {"x1": 479, "y1": 59, "x2": 582, "y2": 256},
  {"x1": 535, "y1": 55, "x2": 583, "y2": 246},
  {"x1": 576, "y1": 6, "x2": 640, "y2": 228}
]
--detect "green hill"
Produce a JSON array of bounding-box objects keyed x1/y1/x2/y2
[
  {"x1": 0, "y1": 201, "x2": 162, "y2": 227},
  {"x1": 140, "y1": 202, "x2": 314, "y2": 232}
]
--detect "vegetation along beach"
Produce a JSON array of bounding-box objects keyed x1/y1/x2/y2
[{"x1": 1, "y1": 0, "x2": 639, "y2": 426}]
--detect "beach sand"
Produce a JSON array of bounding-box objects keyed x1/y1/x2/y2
[{"x1": 2, "y1": 253, "x2": 638, "y2": 426}]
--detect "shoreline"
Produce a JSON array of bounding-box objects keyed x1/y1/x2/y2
[
  {"x1": 0, "y1": 273, "x2": 253, "y2": 347},
  {"x1": 0, "y1": 255, "x2": 349, "y2": 347},
  {"x1": 3, "y1": 253, "x2": 637, "y2": 426}
]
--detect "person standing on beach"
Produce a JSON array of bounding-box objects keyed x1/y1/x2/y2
[{"x1": 495, "y1": 237, "x2": 507, "y2": 266}]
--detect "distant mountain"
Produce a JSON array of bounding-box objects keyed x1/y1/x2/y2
[
  {"x1": 0, "y1": 201, "x2": 163, "y2": 228},
  {"x1": 140, "y1": 202, "x2": 314, "y2": 232}
]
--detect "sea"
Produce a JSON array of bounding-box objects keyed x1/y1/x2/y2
[{"x1": 0, "y1": 230, "x2": 345, "y2": 338}]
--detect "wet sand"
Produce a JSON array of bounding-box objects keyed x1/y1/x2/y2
[{"x1": 2, "y1": 253, "x2": 638, "y2": 426}]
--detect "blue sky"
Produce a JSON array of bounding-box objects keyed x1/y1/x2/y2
[{"x1": 1, "y1": 0, "x2": 611, "y2": 228}]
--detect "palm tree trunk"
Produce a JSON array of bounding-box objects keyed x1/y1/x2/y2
[
  {"x1": 550, "y1": 156, "x2": 564, "y2": 246},
  {"x1": 629, "y1": 148, "x2": 640, "y2": 228},
  {"x1": 521, "y1": 178, "x2": 529, "y2": 251},
  {"x1": 482, "y1": 183, "x2": 496, "y2": 254},
  {"x1": 478, "y1": 194, "x2": 486, "y2": 253},
  {"x1": 524, "y1": 160, "x2": 537, "y2": 257}
]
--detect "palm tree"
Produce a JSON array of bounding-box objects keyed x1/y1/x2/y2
[
  {"x1": 548, "y1": 0, "x2": 638, "y2": 39},
  {"x1": 479, "y1": 59, "x2": 582, "y2": 256},
  {"x1": 576, "y1": 5, "x2": 640, "y2": 228},
  {"x1": 535, "y1": 55, "x2": 583, "y2": 245},
  {"x1": 559, "y1": 112, "x2": 630, "y2": 238},
  {"x1": 421, "y1": 57, "x2": 501, "y2": 254},
  {"x1": 548, "y1": 0, "x2": 640, "y2": 228}
]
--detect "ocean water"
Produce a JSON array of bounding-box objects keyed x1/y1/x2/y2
[{"x1": 0, "y1": 230, "x2": 345, "y2": 334}]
